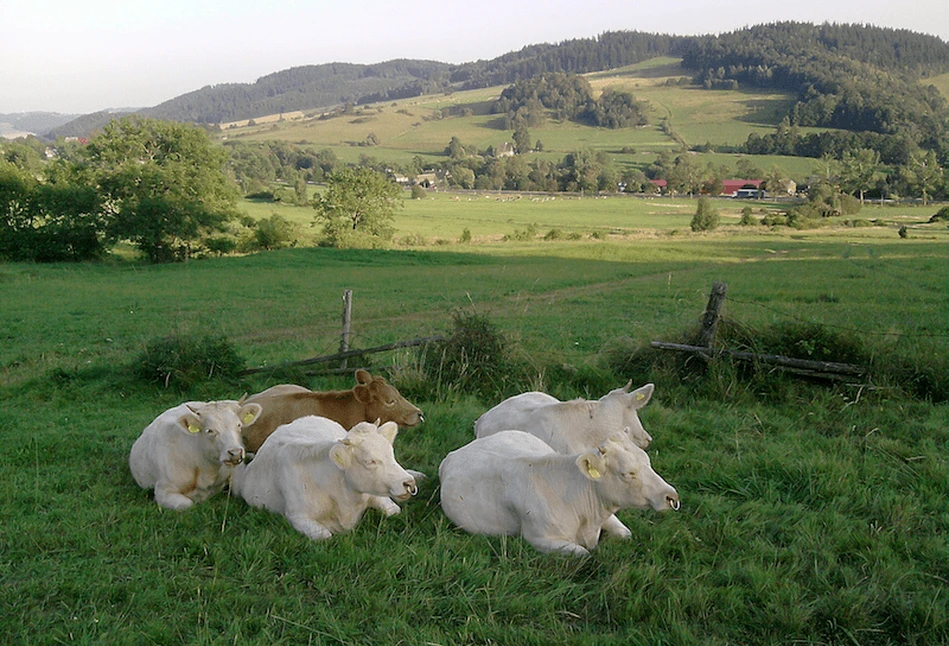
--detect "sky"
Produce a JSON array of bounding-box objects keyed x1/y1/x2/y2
[{"x1": 3, "y1": 0, "x2": 949, "y2": 115}]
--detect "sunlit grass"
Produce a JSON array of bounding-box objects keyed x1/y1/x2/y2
[{"x1": 1, "y1": 214, "x2": 947, "y2": 644}]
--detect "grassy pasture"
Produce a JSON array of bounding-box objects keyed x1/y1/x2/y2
[
  {"x1": 2, "y1": 202, "x2": 948, "y2": 644},
  {"x1": 218, "y1": 58, "x2": 826, "y2": 180}
]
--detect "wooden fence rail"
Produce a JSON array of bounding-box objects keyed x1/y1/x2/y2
[{"x1": 238, "y1": 335, "x2": 444, "y2": 377}]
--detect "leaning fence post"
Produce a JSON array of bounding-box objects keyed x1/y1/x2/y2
[
  {"x1": 340, "y1": 289, "x2": 353, "y2": 370},
  {"x1": 698, "y1": 281, "x2": 727, "y2": 349}
]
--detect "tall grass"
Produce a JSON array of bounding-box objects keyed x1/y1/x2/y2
[{"x1": 1, "y1": 225, "x2": 947, "y2": 644}]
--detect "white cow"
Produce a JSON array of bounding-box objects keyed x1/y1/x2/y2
[
  {"x1": 230, "y1": 416, "x2": 417, "y2": 540},
  {"x1": 473, "y1": 382, "x2": 657, "y2": 539},
  {"x1": 129, "y1": 399, "x2": 263, "y2": 511},
  {"x1": 439, "y1": 430, "x2": 679, "y2": 556},
  {"x1": 473, "y1": 381, "x2": 655, "y2": 451}
]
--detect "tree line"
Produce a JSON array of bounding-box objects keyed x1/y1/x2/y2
[{"x1": 4, "y1": 110, "x2": 947, "y2": 264}]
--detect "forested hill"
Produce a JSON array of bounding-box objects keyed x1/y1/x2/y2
[
  {"x1": 683, "y1": 22, "x2": 949, "y2": 154},
  {"x1": 46, "y1": 22, "x2": 949, "y2": 145},
  {"x1": 147, "y1": 59, "x2": 452, "y2": 124},
  {"x1": 46, "y1": 60, "x2": 451, "y2": 138}
]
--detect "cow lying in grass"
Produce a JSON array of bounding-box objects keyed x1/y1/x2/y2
[
  {"x1": 439, "y1": 430, "x2": 679, "y2": 556},
  {"x1": 129, "y1": 399, "x2": 262, "y2": 511},
  {"x1": 241, "y1": 369, "x2": 423, "y2": 453},
  {"x1": 473, "y1": 381, "x2": 655, "y2": 450},
  {"x1": 231, "y1": 416, "x2": 417, "y2": 540},
  {"x1": 473, "y1": 381, "x2": 657, "y2": 538}
]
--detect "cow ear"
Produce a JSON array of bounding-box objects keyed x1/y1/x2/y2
[
  {"x1": 178, "y1": 413, "x2": 202, "y2": 435},
  {"x1": 330, "y1": 442, "x2": 353, "y2": 469},
  {"x1": 377, "y1": 421, "x2": 398, "y2": 444},
  {"x1": 239, "y1": 402, "x2": 263, "y2": 426},
  {"x1": 353, "y1": 384, "x2": 371, "y2": 403},
  {"x1": 577, "y1": 451, "x2": 607, "y2": 480},
  {"x1": 355, "y1": 369, "x2": 372, "y2": 385},
  {"x1": 628, "y1": 383, "x2": 654, "y2": 409}
]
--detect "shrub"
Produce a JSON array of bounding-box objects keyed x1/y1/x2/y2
[
  {"x1": 739, "y1": 206, "x2": 757, "y2": 225},
  {"x1": 544, "y1": 228, "x2": 564, "y2": 241},
  {"x1": 249, "y1": 214, "x2": 296, "y2": 251},
  {"x1": 410, "y1": 185, "x2": 427, "y2": 199},
  {"x1": 928, "y1": 206, "x2": 949, "y2": 223},
  {"x1": 761, "y1": 213, "x2": 788, "y2": 227},
  {"x1": 134, "y1": 333, "x2": 245, "y2": 391},
  {"x1": 420, "y1": 310, "x2": 528, "y2": 400},
  {"x1": 503, "y1": 223, "x2": 538, "y2": 241},
  {"x1": 459, "y1": 228, "x2": 472, "y2": 243},
  {"x1": 690, "y1": 197, "x2": 719, "y2": 232}
]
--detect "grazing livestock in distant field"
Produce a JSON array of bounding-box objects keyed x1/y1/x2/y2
[
  {"x1": 231, "y1": 416, "x2": 417, "y2": 540},
  {"x1": 241, "y1": 369, "x2": 423, "y2": 453},
  {"x1": 439, "y1": 431, "x2": 679, "y2": 556},
  {"x1": 473, "y1": 381, "x2": 655, "y2": 450},
  {"x1": 129, "y1": 399, "x2": 262, "y2": 511}
]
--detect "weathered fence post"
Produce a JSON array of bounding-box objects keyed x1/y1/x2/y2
[
  {"x1": 340, "y1": 289, "x2": 353, "y2": 369},
  {"x1": 697, "y1": 281, "x2": 727, "y2": 349}
]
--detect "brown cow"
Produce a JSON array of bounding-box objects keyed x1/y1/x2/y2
[{"x1": 241, "y1": 369, "x2": 423, "y2": 452}]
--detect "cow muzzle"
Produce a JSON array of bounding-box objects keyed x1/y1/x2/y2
[
  {"x1": 395, "y1": 479, "x2": 418, "y2": 501},
  {"x1": 223, "y1": 448, "x2": 245, "y2": 466}
]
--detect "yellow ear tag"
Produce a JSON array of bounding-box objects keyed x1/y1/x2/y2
[
  {"x1": 242, "y1": 413, "x2": 256, "y2": 424},
  {"x1": 636, "y1": 393, "x2": 645, "y2": 401},
  {"x1": 587, "y1": 467, "x2": 601, "y2": 479},
  {"x1": 188, "y1": 424, "x2": 201, "y2": 434}
]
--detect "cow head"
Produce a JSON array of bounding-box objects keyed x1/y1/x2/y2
[
  {"x1": 178, "y1": 400, "x2": 262, "y2": 467},
  {"x1": 599, "y1": 381, "x2": 654, "y2": 449},
  {"x1": 352, "y1": 369, "x2": 423, "y2": 428},
  {"x1": 576, "y1": 434, "x2": 679, "y2": 512},
  {"x1": 329, "y1": 421, "x2": 417, "y2": 501}
]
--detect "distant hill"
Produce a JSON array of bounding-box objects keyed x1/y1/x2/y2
[
  {"x1": 47, "y1": 60, "x2": 452, "y2": 139},
  {"x1": 0, "y1": 112, "x2": 80, "y2": 138},
  {"x1": 43, "y1": 23, "x2": 949, "y2": 149}
]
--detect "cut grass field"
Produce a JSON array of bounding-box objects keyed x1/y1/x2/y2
[{"x1": 1, "y1": 204, "x2": 947, "y2": 643}]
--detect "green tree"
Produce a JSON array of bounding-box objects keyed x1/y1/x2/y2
[
  {"x1": 0, "y1": 160, "x2": 106, "y2": 262},
  {"x1": 690, "y1": 196, "x2": 719, "y2": 232},
  {"x1": 560, "y1": 149, "x2": 600, "y2": 194},
  {"x1": 77, "y1": 116, "x2": 239, "y2": 262},
  {"x1": 735, "y1": 157, "x2": 762, "y2": 180},
  {"x1": 765, "y1": 165, "x2": 791, "y2": 197},
  {"x1": 313, "y1": 166, "x2": 400, "y2": 247},
  {"x1": 293, "y1": 171, "x2": 309, "y2": 205},
  {"x1": 840, "y1": 148, "x2": 883, "y2": 203},
  {"x1": 512, "y1": 122, "x2": 531, "y2": 154},
  {"x1": 251, "y1": 213, "x2": 296, "y2": 251},
  {"x1": 899, "y1": 149, "x2": 944, "y2": 205}
]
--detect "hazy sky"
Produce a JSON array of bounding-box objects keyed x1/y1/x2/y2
[{"x1": 3, "y1": 0, "x2": 948, "y2": 114}]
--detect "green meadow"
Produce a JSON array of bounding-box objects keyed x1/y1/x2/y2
[
  {"x1": 2, "y1": 196, "x2": 947, "y2": 643},
  {"x1": 220, "y1": 57, "x2": 825, "y2": 180}
]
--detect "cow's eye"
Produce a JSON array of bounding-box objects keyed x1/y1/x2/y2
[
  {"x1": 206, "y1": 428, "x2": 217, "y2": 435},
  {"x1": 386, "y1": 400, "x2": 396, "y2": 406},
  {"x1": 623, "y1": 471, "x2": 637, "y2": 481}
]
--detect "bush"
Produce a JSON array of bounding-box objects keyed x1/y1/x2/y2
[
  {"x1": 690, "y1": 197, "x2": 719, "y2": 232},
  {"x1": 421, "y1": 310, "x2": 529, "y2": 400},
  {"x1": 459, "y1": 228, "x2": 472, "y2": 243},
  {"x1": 503, "y1": 223, "x2": 538, "y2": 242},
  {"x1": 544, "y1": 228, "x2": 564, "y2": 241},
  {"x1": 134, "y1": 333, "x2": 245, "y2": 391},
  {"x1": 410, "y1": 185, "x2": 428, "y2": 199},
  {"x1": 928, "y1": 206, "x2": 949, "y2": 223},
  {"x1": 739, "y1": 206, "x2": 757, "y2": 226}
]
